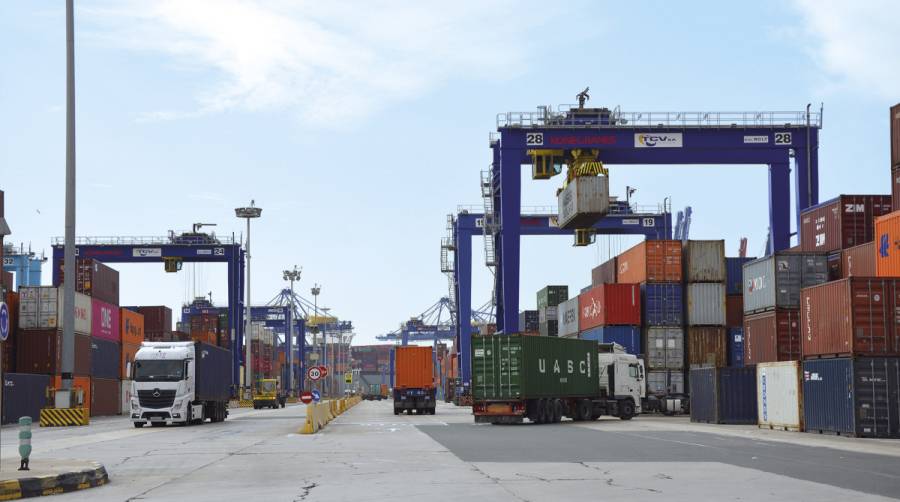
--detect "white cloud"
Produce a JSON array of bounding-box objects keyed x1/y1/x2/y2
[
  {"x1": 792, "y1": 0, "x2": 900, "y2": 99},
  {"x1": 84, "y1": 0, "x2": 540, "y2": 126}
]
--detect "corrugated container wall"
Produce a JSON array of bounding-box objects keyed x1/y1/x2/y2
[
  {"x1": 131, "y1": 306, "x2": 172, "y2": 333},
  {"x1": 647, "y1": 370, "x2": 684, "y2": 397},
  {"x1": 757, "y1": 361, "x2": 803, "y2": 431},
  {"x1": 800, "y1": 195, "x2": 891, "y2": 253},
  {"x1": 557, "y1": 297, "x2": 579, "y2": 337},
  {"x1": 743, "y1": 254, "x2": 828, "y2": 313},
  {"x1": 687, "y1": 326, "x2": 727, "y2": 368},
  {"x1": 394, "y1": 346, "x2": 434, "y2": 389},
  {"x1": 826, "y1": 251, "x2": 842, "y2": 281},
  {"x1": 193, "y1": 342, "x2": 232, "y2": 402},
  {"x1": 893, "y1": 167, "x2": 900, "y2": 212},
  {"x1": 557, "y1": 175, "x2": 609, "y2": 229},
  {"x1": 579, "y1": 283, "x2": 640, "y2": 329},
  {"x1": 891, "y1": 103, "x2": 900, "y2": 169},
  {"x1": 874, "y1": 211, "x2": 900, "y2": 277},
  {"x1": 91, "y1": 378, "x2": 121, "y2": 416},
  {"x1": 18, "y1": 287, "x2": 91, "y2": 334},
  {"x1": 536, "y1": 286, "x2": 568, "y2": 310},
  {"x1": 90, "y1": 338, "x2": 120, "y2": 379},
  {"x1": 591, "y1": 258, "x2": 617, "y2": 286},
  {"x1": 686, "y1": 283, "x2": 726, "y2": 326},
  {"x1": 56, "y1": 258, "x2": 120, "y2": 305},
  {"x1": 2, "y1": 373, "x2": 50, "y2": 425},
  {"x1": 683, "y1": 240, "x2": 726, "y2": 282},
  {"x1": 16, "y1": 330, "x2": 91, "y2": 375},
  {"x1": 641, "y1": 283, "x2": 683, "y2": 326},
  {"x1": 727, "y1": 327, "x2": 744, "y2": 367},
  {"x1": 726, "y1": 257, "x2": 754, "y2": 295},
  {"x1": 579, "y1": 326, "x2": 641, "y2": 355},
  {"x1": 91, "y1": 298, "x2": 120, "y2": 342},
  {"x1": 121, "y1": 308, "x2": 144, "y2": 346},
  {"x1": 617, "y1": 240, "x2": 682, "y2": 284},
  {"x1": 801, "y1": 278, "x2": 900, "y2": 357},
  {"x1": 725, "y1": 295, "x2": 743, "y2": 327},
  {"x1": 803, "y1": 358, "x2": 900, "y2": 438},
  {"x1": 644, "y1": 327, "x2": 684, "y2": 370},
  {"x1": 842, "y1": 241, "x2": 876, "y2": 277},
  {"x1": 690, "y1": 367, "x2": 757, "y2": 424},
  {"x1": 743, "y1": 310, "x2": 801, "y2": 365}
]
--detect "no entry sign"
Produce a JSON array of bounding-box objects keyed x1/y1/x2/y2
[{"x1": 300, "y1": 392, "x2": 313, "y2": 404}]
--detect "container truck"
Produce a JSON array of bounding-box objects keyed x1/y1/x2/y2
[
  {"x1": 471, "y1": 335, "x2": 645, "y2": 424},
  {"x1": 129, "y1": 341, "x2": 231, "y2": 427},
  {"x1": 393, "y1": 346, "x2": 436, "y2": 415}
]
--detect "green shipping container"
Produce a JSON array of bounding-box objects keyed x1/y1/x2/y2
[
  {"x1": 472, "y1": 334, "x2": 598, "y2": 400},
  {"x1": 537, "y1": 286, "x2": 569, "y2": 310}
]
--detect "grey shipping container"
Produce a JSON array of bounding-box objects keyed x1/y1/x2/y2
[
  {"x1": 539, "y1": 306, "x2": 558, "y2": 322},
  {"x1": 539, "y1": 320, "x2": 558, "y2": 337},
  {"x1": 557, "y1": 175, "x2": 610, "y2": 229},
  {"x1": 2, "y1": 373, "x2": 50, "y2": 424},
  {"x1": 537, "y1": 286, "x2": 568, "y2": 310},
  {"x1": 557, "y1": 297, "x2": 579, "y2": 337},
  {"x1": 518, "y1": 311, "x2": 539, "y2": 333},
  {"x1": 647, "y1": 370, "x2": 685, "y2": 397},
  {"x1": 743, "y1": 253, "x2": 828, "y2": 313},
  {"x1": 686, "y1": 283, "x2": 726, "y2": 326},
  {"x1": 591, "y1": 258, "x2": 617, "y2": 286},
  {"x1": 689, "y1": 367, "x2": 757, "y2": 424},
  {"x1": 195, "y1": 342, "x2": 232, "y2": 401},
  {"x1": 644, "y1": 327, "x2": 684, "y2": 370},
  {"x1": 802, "y1": 358, "x2": 900, "y2": 438},
  {"x1": 90, "y1": 338, "x2": 121, "y2": 379},
  {"x1": 472, "y1": 334, "x2": 599, "y2": 400},
  {"x1": 683, "y1": 240, "x2": 726, "y2": 282}
]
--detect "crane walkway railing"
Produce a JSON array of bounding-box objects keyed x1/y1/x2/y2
[{"x1": 498, "y1": 108, "x2": 823, "y2": 129}]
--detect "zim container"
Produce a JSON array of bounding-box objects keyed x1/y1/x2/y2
[
  {"x1": 471, "y1": 334, "x2": 598, "y2": 400},
  {"x1": 16, "y1": 330, "x2": 91, "y2": 375},
  {"x1": 801, "y1": 278, "x2": 900, "y2": 358},
  {"x1": 579, "y1": 325, "x2": 641, "y2": 355},
  {"x1": 800, "y1": 195, "x2": 892, "y2": 253},
  {"x1": 647, "y1": 370, "x2": 685, "y2": 397},
  {"x1": 756, "y1": 361, "x2": 803, "y2": 431},
  {"x1": 742, "y1": 253, "x2": 828, "y2": 313},
  {"x1": 682, "y1": 240, "x2": 726, "y2": 283},
  {"x1": 2, "y1": 373, "x2": 50, "y2": 425},
  {"x1": 591, "y1": 258, "x2": 617, "y2": 286},
  {"x1": 727, "y1": 327, "x2": 744, "y2": 367},
  {"x1": 644, "y1": 327, "x2": 684, "y2": 370},
  {"x1": 91, "y1": 377, "x2": 121, "y2": 416},
  {"x1": 802, "y1": 357, "x2": 900, "y2": 438},
  {"x1": 579, "y1": 283, "x2": 640, "y2": 329},
  {"x1": 841, "y1": 241, "x2": 875, "y2": 277},
  {"x1": 687, "y1": 326, "x2": 727, "y2": 368},
  {"x1": 690, "y1": 367, "x2": 757, "y2": 424},
  {"x1": 617, "y1": 240, "x2": 682, "y2": 284},
  {"x1": 641, "y1": 283, "x2": 683, "y2": 326},
  {"x1": 394, "y1": 346, "x2": 435, "y2": 389},
  {"x1": 686, "y1": 283, "x2": 726, "y2": 326},
  {"x1": 725, "y1": 257, "x2": 755, "y2": 295},
  {"x1": 743, "y1": 309, "x2": 801, "y2": 365},
  {"x1": 557, "y1": 175, "x2": 610, "y2": 229}
]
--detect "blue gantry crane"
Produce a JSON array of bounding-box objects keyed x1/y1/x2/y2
[
  {"x1": 2, "y1": 243, "x2": 46, "y2": 288},
  {"x1": 376, "y1": 297, "x2": 494, "y2": 345}
]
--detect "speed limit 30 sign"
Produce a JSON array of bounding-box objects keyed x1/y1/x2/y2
[{"x1": 307, "y1": 367, "x2": 323, "y2": 381}]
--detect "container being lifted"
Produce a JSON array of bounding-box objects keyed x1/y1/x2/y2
[{"x1": 557, "y1": 149, "x2": 609, "y2": 230}]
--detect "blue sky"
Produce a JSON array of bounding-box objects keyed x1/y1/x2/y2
[{"x1": 1, "y1": 1, "x2": 898, "y2": 344}]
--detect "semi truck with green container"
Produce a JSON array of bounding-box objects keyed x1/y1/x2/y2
[{"x1": 471, "y1": 334, "x2": 645, "y2": 424}]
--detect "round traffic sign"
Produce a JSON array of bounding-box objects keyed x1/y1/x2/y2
[
  {"x1": 318, "y1": 366, "x2": 328, "y2": 378},
  {"x1": 311, "y1": 389, "x2": 321, "y2": 402},
  {"x1": 307, "y1": 367, "x2": 322, "y2": 381},
  {"x1": 0, "y1": 302, "x2": 9, "y2": 342},
  {"x1": 300, "y1": 391, "x2": 313, "y2": 404}
]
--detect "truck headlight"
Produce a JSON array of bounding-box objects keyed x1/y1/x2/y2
[
  {"x1": 172, "y1": 400, "x2": 183, "y2": 409},
  {"x1": 131, "y1": 399, "x2": 139, "y2": 409}
]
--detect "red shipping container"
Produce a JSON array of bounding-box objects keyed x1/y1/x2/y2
[
  {"x1": 617, "y1": 240, "x2": 682, "y2": 284},
  {"x1": 135, "y1": 306, "x2": 172, "y2": 333},
  {"x1": 91, "y1": 298, "x2": 120, "y2": 342},
  {"x1": 893, "y1": 167, "x2": 900, "y2": 211},
  {"x1": 91, "y1": 377, "x2": 121, "y2": 416},
  {"x1": 725, "y1": 295, "x2": 743, "y2": 327},
  {"x1": 841, "y1": 241, "x2": 876, "y2": 278},
  {"x1": 16, "y1": 330, "x2": 91, "y2": 375},
  {"x1": 800, "y1": 195, "x2": 892, "y2": 253},
  {"x1": 891, "y1": 103, "x2": 900, "y2": 169},
  {"x1": 743, "y1": 310, "x2": 801, "y2": 365},
  {"x1": 579, "y1": 283, "x2": 641, "y2": 330},
  {"x1": 801, "y1": 278, "x2": 900, "y2": 357},
  {"x1": 57, "y1": 258, "x2": 120, "y2": 305}
]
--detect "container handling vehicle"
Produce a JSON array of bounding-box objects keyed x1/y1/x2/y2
[
  {"x1": 253, "y1": 378, "x2": 286, "y2": 409},
  {"x1": 393, "y1": 346, "x2": 437, "y2": 415},
  {"x1": 471, "y1": 336, "x2": 645, "y2": 424},
  {"x1": 130, "y1": 341, "x2": 231, "y2": 427}
]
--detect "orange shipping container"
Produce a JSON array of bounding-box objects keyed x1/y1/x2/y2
[
  {"x1": 617, "y1": 240, "x2": 682, "y2": 284},
  {"x1": 121, "y1": 342, "x2": 141, "y2": 380},
  {"x1": 394, "y1": 346, "x2": 434, "y2": 389},
  {"x1": 875, "y1": 211, "x2": 900, "y2": 277},
  {"x1": 52, "y1": 375, "x2": 91, "y2": 412},
  {"x1": 120, "y1": 308, "x2": 144, "y2": 345}
]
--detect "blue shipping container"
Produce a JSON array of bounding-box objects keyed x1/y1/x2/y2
[
  {"x1": 580, "y1": 326, "x2": 641, "y2": 355},
  {"x1": 725, "y1": 257, "x2": 755, "y2": 296},
  {"x1": 802, "y1": 358, "x2": 900, "y2": 438},
  {"x1": 2, "y1": 373, "x2": 50, "y2": 425},
  {"x1": 641, "y1": 283, "x2": 683, "y2": 326},
  {"x1": 195, "y1": 342, "x2": 233, "y2": 401},
  {"x1": 91, "y1": 338, "x2": 121, "y2": 379},
  {"x1": 727, "y1": 328, "x2": 744, "y2": 368},
  {"x1": 689, "y1": 366, "x2": 757, "y2": 424}
]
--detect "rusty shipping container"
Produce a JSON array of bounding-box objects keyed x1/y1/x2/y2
[
  {"x1": 591, "y1": 258, "x2": 617, "y2": 286},
  {"x1": 16, "y1": 330, "x2": 91, "y2": 375},
  {"x1": 130, "y1": 306, "x2": 172, "y2": 333},
  {"x1": 892, "y1": 103, "x2": 900, "y2": 169},
  {"x1": 725, "y1": 295, "x2": 743, "y2": 327},
  {"x1": 91, "y1": 377, "x2": 121, "y2": 416},
  {"x1": 743, "y1": 309, "x2": 801, "y2": 365},
  {"x1": 56, "y1": 258, "x2": 120, "y2": 305},
  {"x1": 800, "y1": 195, "x2": 891, "y2": 253},
  {"x1": 578, "y1": 283, "x2": 641, "y2": 330},
  {"x1": 875, "y1": 211, "x2": 900, "y2": 277},
  {"x1": 687, "y1": 326, "x2": 727, "y2": 368},
  {"x1": 617, "y1": 240, "x2": 682, "y2": 284},
  {"x1": 841, "y1": 242, "x2": 876, "y2": 278},
  {"x1": 826, "y1": 251, "x2": 842, "y2": 281},
  {"x1": 394, "y1": 346, "x2": 434, "y2": 389},
  {"x1": 893, "y1": 167, "x2": 900, "y2": 212},
  {"x1": 801, "y1": 278, "x2": 900, "y2": 358},
  {"x1": 683, "y1": 240, "x2": 726, "y2": 282}
]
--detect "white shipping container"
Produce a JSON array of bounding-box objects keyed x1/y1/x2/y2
[
  {"x1": 557, "y1": 176, "x2": 610, "y2": 229},
  {"x1": 557, "y1": 297, "x2": 579, "y2": 337},
  {"x1": 683, "y1": 240, "x2": 726, "y2": 282},
  {"x1": 538, "y1": 306, "x2": 558, "y2": 323},
  {"x1": 756, "y1": 361, "x2": 803, "y2": 431},
  {"x1": 686, "y1": 283, "x2": 726, "y2": 326},
  {"x1": 18, "y1": 286, "x2": 91, "y2": 334}
]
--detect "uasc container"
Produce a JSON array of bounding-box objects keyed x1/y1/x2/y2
[
  {"x1": 690, "y1": 367, "x2": 757, "y2": 424},
  {"x1": 641, "y1": 283, "x2": 683, "y2": 326},
  {"x1": 644, "y1": 327, "x2": 684, "y2": 370},
  {"x1": 683, "y1": 240, "x2": 726, "y2": 282},
  {"x1": 801, "y1": 278, "x2": 900, "y2": 357},
  {"x1": 756, "y1": 361, "x2": 803, "y2": 431},
  {"x1": 803, "y1": 357, "x2": 900, "y2": 438},
  {"x1": 579, "y1": 326, "x2": 641, "y2": 355},
  {"x1": 617, "y1": 240, "x2": 682, "y2": 284},
  {"x1": 686, "y1": 283, "x2": 726, "y2": 326},
  {"x1": 800, "y1": 195, "x2": 891, "y2": 253},
  {"x1": 557, "y1": 175, "x2": 609, "y2": 229},
  {"x1": 687, "y1": 326, "x2": 727, "y2": 368},
  {"x1": 579, "y1": 283, "x2": 640, "y2": 329},
  {"x1": 743, "y1": 310, "x2": 801, "y2": 365},
  {"x1": 743, "y1": 253, "x2": 828, "y2": 313}
]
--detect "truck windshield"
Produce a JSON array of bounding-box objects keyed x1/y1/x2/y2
[
  {"x1": 259, "y1": 381, "x2": 276, "y2": 394},
  {"x1": 133, "y1": 360, "x2": 185, "y2": 382}
]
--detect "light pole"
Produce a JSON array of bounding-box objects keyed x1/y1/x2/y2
[
  {"x1": 283, "y1": 266, "x2": 301, "y2": 396},
  {"x1": 235, "y1": 201, "x2": 262, "y2": 396},
  {"x1": 60, "y1": 0, "x2": 77, "y2": 403},
  {"x1": 310, "y1": 284, "x2": 320, "y2": 393},
  {"x1": 322, "y1": 307, "x2": 331, "y2": 396}
]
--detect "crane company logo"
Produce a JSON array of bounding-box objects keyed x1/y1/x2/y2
[
  {"x1": 635, "y1": 133, "x2": 683, "y2": 148},
  {"x1": 75, "y1": 306, "x2": 88, "y2": 320},
  {"x1": 804, "y1": 296, "x2": 812, "y2": 342},
  {"x1": 537, "y1": 352, "x2": 591, "y2": 378},
  {"x1": 133, "y1": 248, "x2": 162, "y2": 258},
  {"x1": 880, "y1": 234, "x2": 890, "y2": 258},
  {"x1": 582, "y1": 297, "x2": 603, "y2": 319},
  {"x1": 844, "y1": 204, "x2": 866, "y2": 213},
  {"x1": 101, "y1": 307, "x2": 112, "y2": 330}
]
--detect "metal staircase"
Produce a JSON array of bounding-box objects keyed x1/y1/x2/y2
[
  {"x1": 481, "y1": 169, "x2": 498, "y2": 268},
  {"x1": 441, "y1": 214, "x2": 457, "y2": 316}
]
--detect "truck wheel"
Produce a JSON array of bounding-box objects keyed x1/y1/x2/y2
[
  {"x1": 542, "y1": 399, "x2": 554, "y2": 424},
  {"x1": 619, "y1": 399, "x2": 635, "y2": 420},
  {"x1": 133, "y1": 422, "x2": 144, "y2": 428},
  {"x1": 394, "y1": 409, "x2": 400, "y2": 415},
  {"x1": 553, "y1": 399, "x2": 563, "y2": 423},
  {"x1": 526, "y1": 400, "x2": 540, "y2": 424},
  {"x1": 535, "y1": 399, "x2": 546, "y2": 424},
  {"x1": 576, "y1": 400, "x2": 592, "y2": 421}
]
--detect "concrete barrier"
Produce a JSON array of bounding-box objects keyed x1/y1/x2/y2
[{"x1": 299, "y1": 396, "x2": 362, "y2": 434}]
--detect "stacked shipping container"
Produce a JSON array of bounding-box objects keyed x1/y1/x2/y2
[
  {"x1": 684, "y1": 241, "x2": 727, "y2": 370},
  {"x1": 536, "y1": 286, "x2": 568, "y2": 337}
]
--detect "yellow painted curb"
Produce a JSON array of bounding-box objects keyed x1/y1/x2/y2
[{"x1": 299, "y1": 396, "x2": 362, "y2": 434}]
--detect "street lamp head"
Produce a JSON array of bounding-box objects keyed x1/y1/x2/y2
[{"x1": 235, "y1": 205, "x2": 262, "y2": 219}]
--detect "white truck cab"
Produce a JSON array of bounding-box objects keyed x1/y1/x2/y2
[{"x1": 597, "y1": 345, "x2": 646, "y2": 416}]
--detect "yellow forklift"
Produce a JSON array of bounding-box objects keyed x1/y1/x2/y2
[{"x1": 253, "y1": 379, "x2": 286, "y2": 409}]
